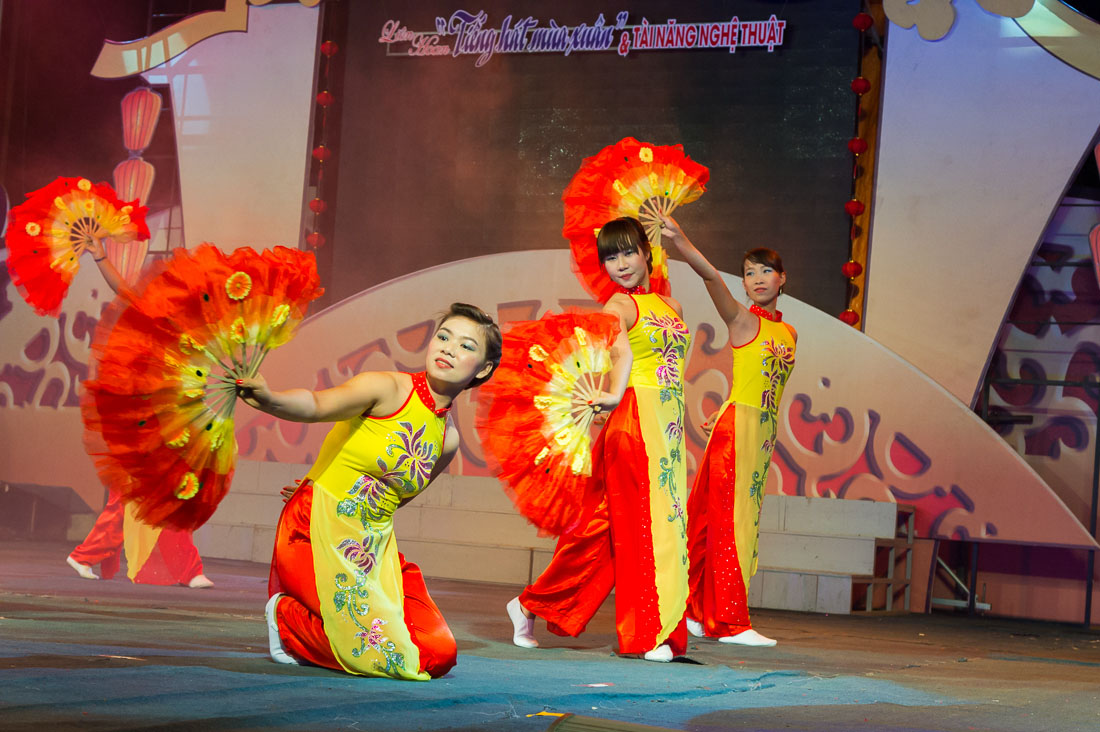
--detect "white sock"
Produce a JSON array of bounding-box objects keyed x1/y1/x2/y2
[
  {"x1": 187, "y1": 574, "x2": 214, "y2": 589},
  {"x1": 686, "y1": 617, "x2": 705, "y2": 638},
  {"x1": 265, "y1": 593, "x2": 300, "y2": 665},
  {"x1": 643, "y1": 644, "x2": 673, "y2": 662},
  {"x1": 506, "y1": 597, "x2": 538, "y2": 648},
  {"x1": 66, "y1": 555, "x2": 99, "y2": 580},
  {"x1": 718, "y1": 629, "x2": 777, "y2": 647}
]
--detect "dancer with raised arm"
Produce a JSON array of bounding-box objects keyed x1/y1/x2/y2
[
  {"x1": 67, "y1": 237, "x2": 213, "y2": 588},
  {"x1": 660, "y1": 214, "x2": 796, "y2": 647}
]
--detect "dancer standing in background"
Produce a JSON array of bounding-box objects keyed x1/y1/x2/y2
[
  {"x1": 660, "y1": 214, "x2": 795, "y2": 647},
  {"x1": 66, "y1": 238, "x2": 213, "y2": 588}
]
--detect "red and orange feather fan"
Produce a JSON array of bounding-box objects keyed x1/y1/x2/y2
[
  {"x1": 563, "y1": 137, "x2": 709, "y2": 303},
  {"x1": 82, "y1": 244, "x2": 323, "y2": 530},
  {"x1": 477, "y1": 311, "x2": 620, "y2": 536},
  {"x1": 5, "y1": 176, "x2": 149, "y2": 316}
]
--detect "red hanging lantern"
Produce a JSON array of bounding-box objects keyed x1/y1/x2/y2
[
  {"x1": 120, "y1": 87, "x2": 163, "y2": 153},
  {"x1": 113, "y1": 157, "x2": 156, "y2": 205},
  {"x1": 841, "y1": 260, "x2": 864, "y2": 279},
  {"x1": 839, "y1": 309, "x2": 860, "y2": 326},
  {"x1": 320, "y1": 40, "x2": 339, "y2": 57},
  {"x1": 848, "y1": 137, "x2": 868, "y2": 155},
  {"x1": 853, "y1": 13, "x2": 874, "y2": 32},
  {"x1": 312, "y1": 145, "x2": 332, "y2": 162},
  {"x1": 309, "y1": 198, "x2": 328, "y2": 214},
  {"x1": 851, "y1": 77, "x2": 871, "y2": 95},
  {"x1": 306, "y1": 232, "x2": 326, "y2": 248},
  {"x1": 109, "y1": 157, "x2": 154, "y2": 285},
  {"x1": 316, "y1": 90, "x2": 334, "y2": 107},
  {"x1": 845, "y1": 199, "x2": 865, "y2": 217},
  {"x1": 103, "y1": 236, "x2": 150, "y2": 286}
]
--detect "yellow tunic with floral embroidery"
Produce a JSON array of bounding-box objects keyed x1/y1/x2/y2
[
  {"x1": 626, "y1": 293, "x2": 691, "y2": 647},
  {"x1": 725, "y1": 317, "x2": 796, "y2": 579},
  {"x1": 305, "y1": 385, "x2": 445, "y2": 680}
]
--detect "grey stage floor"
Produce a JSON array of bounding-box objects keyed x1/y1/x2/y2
[{"x1": 1, "y1": 541, "x2": 1098, "y2": 731}]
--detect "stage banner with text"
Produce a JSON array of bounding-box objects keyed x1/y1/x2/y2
[{"x1": 323, "y1": 1, "x2": 858, "y2": 314}]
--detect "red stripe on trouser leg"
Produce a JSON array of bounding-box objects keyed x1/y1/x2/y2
[
  {"x1": 69, "y1": 491, "x2": 124, "y2": 579},
  {"x1": 398, "y1": 553, "x2": 457, "y2": 678},
  {"x1": 269, "y1": 483, "x2": 340, "y2": 669},
  {"x1": 601, "y1": 392, "x2": 663, "y2": 655},
  {"x1": 686, "y1": 456, "x2": 709, "y2": 625},
  {"x1": 686, "y1": 405, "x2": 752, "y2": 637},
  {"x1": 521, "y1": 390, "x2": 684, "y2": 655},
  {"x1": 519, "y1": 493, "x2": 615, "y2": 638}
]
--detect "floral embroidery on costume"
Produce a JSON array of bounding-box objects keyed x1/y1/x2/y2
[
  {"x1": 338, "y1": 529, "x2": 381, "y2": 573},
  {"x1": 354, "y1": 617, "x2": 406, "y2": 675},
  {"x1": 759, "y1": 339, "x2": 795, "y2": 417},
  {"x1": 338, "y1": 473, "x2": 394, "y2": 527},
  {"x1": 385, "y1": 421, "x2": 437, "y2": 491},
  {"x1": 654, "y1": 341, "x2": 684, "y2": 391},
  {"x1": 640, "y1": 308, "x2": 689, "y2": 539},
  {"x1": 337, "y1": 420, "x2": 440, "y2": 528},
  {"x1": 332, "y1": 571, "x2": 408, "y2": 674},
  {"x1": 749, "y1": 468, "x2": 767, "y2": 510},
  {"x1": 642, "y1": 312, "x2": 690, "y2": 349}
]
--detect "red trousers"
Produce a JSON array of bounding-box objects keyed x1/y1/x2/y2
[
  {"x1": 520, "y1": 390, "x2": 687, "y2": 656},
  {"x1": 268, "y1": 482, "x2": 456, "y2": 677},
  {"x1": 686, "y1": 406, "x2": 753, "y2": 637},
  {"x1": 69, "y1": 491, "x2": 204, "y2": 585}
]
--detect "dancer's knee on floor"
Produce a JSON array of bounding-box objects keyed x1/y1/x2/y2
[{"x1": 417, "y1": 628, "x2": 457, "y2": 678}]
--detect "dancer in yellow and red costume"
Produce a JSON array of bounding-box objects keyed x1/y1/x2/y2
[
  {"x1": 238, "y1": 304, "x2": 500, "y2": 679},
  {"x1": 505, "y1": 217, "x2": 691, "y2": 662},
  {"x1": 660, "y1": 215, "x2": 796, "y2": 647},
  {"x1": 67, "y1": 238, "x2": 211, "y2": 588}
]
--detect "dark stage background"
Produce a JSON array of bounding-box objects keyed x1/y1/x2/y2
[{"x1": 327, "y1": 0, "x2": 859, "y2": 313}]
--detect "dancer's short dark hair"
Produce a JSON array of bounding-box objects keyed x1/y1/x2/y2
[
  {"x1": 439, "y1": 303, "x2": 501, "y2": 388},
  {"x1": 743, "y1": 248, "x2": 784, "y2": 275}
]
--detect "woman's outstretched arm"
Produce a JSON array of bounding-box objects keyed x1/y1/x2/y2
[
  {"x1": 86, "y1": 236, "x2": 126, "y2": 296},
  {"x1": 659, "y1": 215, "x2": 748, "y2": 330},
  {"x1": 237, "y1": 370, "x2": 401, "y2": 423}
]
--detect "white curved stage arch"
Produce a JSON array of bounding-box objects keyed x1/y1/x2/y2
[{"x1": 240, "y1": 250, "x2": 1096, "y2": 550}]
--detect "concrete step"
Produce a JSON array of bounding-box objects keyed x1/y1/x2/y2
[
  {"x1": 748, "y1": 568, "x2": 854, "y2": 615},
  {"x1": 412, "y1": 473, "x2": 520, "y2": 515},
  {"x1": 193, "y1": 462, "x2": 906, "y2": 615},
  {"x1": 756, "y1": 531, "x2": 877, "y2": 576},
  {"x1": 194, "y1": 459, "x2": 311, "y2": 564},
  {"x1": 761, "y1": 494, "x2": 899, "y2": 540},
  {"x1": 398, "y1": 537, "x2": 541, "y2": 586},
  {"x1": 395, "y1": 504, "x2": 556, "y2": 551},
  {"x1": 398, "y1": 536, "x2": 855, "y2": 616}
]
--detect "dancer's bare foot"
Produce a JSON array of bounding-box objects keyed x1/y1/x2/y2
[
  {"x1": 506, "y1": 597, "x2": 538, "y2": 648},
  {"x1": 66, "y1": 555, "x2": 99, "y2": 580},
  {"x1": 187, "y1": 574, "x2": 214, "y2": 589},
  {"x1": 719, "y1": 629, "x2": 776, "y2": 647}
]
